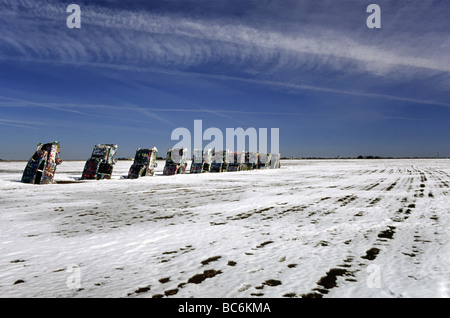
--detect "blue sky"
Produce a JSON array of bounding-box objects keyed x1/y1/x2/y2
[{"x1": 1, "y1": 0, "x2": 449, "y2": 159}]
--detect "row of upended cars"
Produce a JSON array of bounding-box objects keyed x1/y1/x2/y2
[{"x1": 20, "y1": 142, "x2": 281, "y2": 185}]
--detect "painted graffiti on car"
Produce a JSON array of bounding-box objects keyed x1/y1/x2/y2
[
  {"x1": 190, "y1": 148, "x2": 213, "y2": 173},
  {"x1": 227, "y1": 151, "x2": 246, "y2": 172},
  {"x1": 128, "y1": 147, "x2": 158, "y2": 179},
  {"x1": 21, "y1": 141, "x2": 62, "y2": 184},
  {"x1": 270, "y1": 153, "x2": 281, "y2": 169},
  {"x1": 209, "y1": 149, "x2": 232, "y2": 172},
  {"x1": 163, "y1": 148, "x2": 188, "y2": 175},
  {"x1": 81, "y1": 144, "x2": 118, "y2": 180},
  {"x1": 244, "y1": 151, "x2": 259, "y2": 170}
]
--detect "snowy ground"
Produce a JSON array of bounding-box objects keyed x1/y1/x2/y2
[{"x1": 0, "y1": 159, "x2": 449, "y2": 298}]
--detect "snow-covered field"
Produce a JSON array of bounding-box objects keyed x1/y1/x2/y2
[{"x1": 0, "y1": 159, "x2": 449, "y2": 298}]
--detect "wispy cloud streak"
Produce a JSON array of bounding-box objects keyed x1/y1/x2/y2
[
  {"x1": 0, "y1": 118, "x2": 41, "y2": 129},
  {"x1": 1, "y1": 0, "x2": 449, "y2": 78},
  {"x1": 0, "y1": 95, "x2": 172, "y2": 124}
]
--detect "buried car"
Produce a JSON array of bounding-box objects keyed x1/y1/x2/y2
[
  {"x1": 21, "y1": 141, "x2": 62, "y2": 184},
  {"x1": 81, "y1": 144, "x2": 118, "y2": 180},
  {"x1": 210, "y1": 149, "x2": 232, "y2": 172},
  {"x1": 258, "y1": 153, "x2": 271, "y2": 169},
  {"x1": 227, "y1": 151, "x2": 246, "y2": 171},
  {"x1": 244, "y1": 151, "x2": 259, "y2": 170},
  {"x1": 163, "y1": 148, "x2": 188, "y2": 175},
  {"x1": 190, "y1": 149, "x2": 213, "y2": 173},
  {"x1": 270, "y1": 153, "x2": 281, "y2": 169},
  {"x1": 128, "y1": 147, "x2": 158, "y2": 179}
]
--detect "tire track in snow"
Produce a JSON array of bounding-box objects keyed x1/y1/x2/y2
[{"x1": 297, "y1": 164, "x2": 447, "y2": 297}]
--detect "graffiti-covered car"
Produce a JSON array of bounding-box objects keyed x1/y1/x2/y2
[
  {"x1": 210, "y1": 149, "x2": 231, "y2": 172},
  {"x1": 163, "y1": 148, "x2": 188, "y2": 175},
  {"x1": 190, "y1": 149, "x2": 213, "y2": 173},
  {"x1": 257, "y1": 153, "x2": 271, "y2": 169},
  {"x1": 81, "y1": 144, "x2": 118, "y2": 180},
  {"x1": 270, "y1": 153, "x2": 281, "y2": 169},
  {"x1": 244, "y1": 151, "x2": 259, "y2": 170},
  {"x1": 227, "y1": 151, "x2": 246, "y2": 171},
  {"x1": 128, "y1": 147, "x2": 158, "y2": 179},
  {"x1": 21, "y1": 141, "x2": 62, "y2": 184}
]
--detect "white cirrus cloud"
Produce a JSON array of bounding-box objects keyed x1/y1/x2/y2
[{"x1": 1, "y1": 0, "x2": 449, "y2": 78}]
